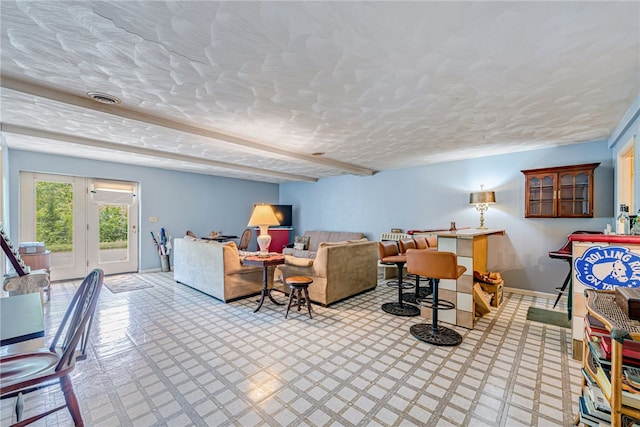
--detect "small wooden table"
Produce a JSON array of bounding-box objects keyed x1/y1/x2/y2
[
  {"x1": 242, "y1": 255, "x2": 285, "y2": 312},
  {"x1": 0, "y1": 293, "x2": 44, "y2": 346}
]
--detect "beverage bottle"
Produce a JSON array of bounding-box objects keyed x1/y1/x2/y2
[
  {"x1": 616, "y1": 204, "x2": 630, "y2": 235},
  {"x1": 634, "y1": 209, "x2": 640, "y2": 235}
]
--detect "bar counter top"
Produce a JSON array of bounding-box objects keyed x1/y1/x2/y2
[
  {"x1": 429, "y1": 229, "x2": 505, "y2": 239},
  {"x1": 569, "y1": 234, "x2": 640, "y2": 244}
]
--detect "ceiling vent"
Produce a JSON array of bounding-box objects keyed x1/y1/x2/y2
[{"x1": 87, "y1": 92, "x2": 121, "y2": 105}]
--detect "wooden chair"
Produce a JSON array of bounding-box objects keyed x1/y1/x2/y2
[
  {"x1": 238, "y1": 228, "x2": 252, "y2": 251},
  {"x1": 0, "y1": 268, "x2": 104, "y2": 426}
]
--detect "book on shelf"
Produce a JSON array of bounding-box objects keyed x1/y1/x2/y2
[
  {"x1": 595, "y1": 365, "x2": 640, "y2": 410},
  {"x1": 600, "y1": 336, "x2": 640, "y2": 361},
  {"x1": 589, "y1": 339, "x2": 640, "y2": 369},
  {"x1": 582, "y1": 389, "x2": 612, "y2": 423},
  {"x1": 586, "y1": 313, "x2": 610, "y2": 338},
  {"x1": 579, "y1": 395, "x2": 607, "y2": 426},
  {"x1": 583, "y1": 368, "x2": 612, "y2": 413}
]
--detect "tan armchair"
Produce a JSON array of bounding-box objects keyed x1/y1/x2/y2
[{"x1": 275, "y1": 240, "x2": 378, "y2": 306}]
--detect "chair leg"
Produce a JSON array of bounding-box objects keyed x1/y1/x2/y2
[
  {"x1": 303, "y1": 287, "x2": 312, "y2": 319},
  {"x1": 15, "y1": 392, "x2": 23, "y2": 422},
  {"x1": 285, "y1": 290, "x2": 296, "y2": 318},
  {"x1": 61, "y1": 375, "x2": 84, "y2": 426},
  {"x1": 553, "y1": 270, "x2": 572, "y2": 308}
]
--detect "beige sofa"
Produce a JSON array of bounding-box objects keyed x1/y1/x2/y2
[
  {"x1": 275, "y1": 240, "x2": 378, "y2": 306},
  {"x1": 282, "y1": 230, "x2": 365, "y2": 258},
  {"x1": 174, "y1": 237, "x2": 268, "y2": 302}
]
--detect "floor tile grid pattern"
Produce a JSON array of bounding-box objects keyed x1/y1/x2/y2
[{"x1": 0, "y1": 272, "x2": 582, "y2": 426}]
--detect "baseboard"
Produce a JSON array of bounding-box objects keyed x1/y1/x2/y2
[
  {"x1": 504, "y1": 286, "x2": 556, "y2": 300},
  {"x1": 139, "y1": 267, "x2": 164, "y2": 274}
]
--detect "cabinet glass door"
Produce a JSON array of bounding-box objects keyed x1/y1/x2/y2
[
  {"x1": 527, "y1": 174, "x2": 556, "y2": 217},
  {"x1": 559, "y1": 172, "x2": 590, "y2": 216}
]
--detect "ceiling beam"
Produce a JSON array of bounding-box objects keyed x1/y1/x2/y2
[
  {"x1": 1, "y1": 124, "x2": 318, "y2": 182},
  {"x1": 1, "y1": 75, "x2": 376, "y2": 176}
]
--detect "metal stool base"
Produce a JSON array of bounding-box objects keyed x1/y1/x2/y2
[
  {"x1": 381, "y1": 302, "x2": 420, "y2": 317},
  {"x1": 402, "y1": 286, "x2": 432, "y2": 304},
  {"x1": 410, "y1": 323, "x2": 462, "y2": 346}
]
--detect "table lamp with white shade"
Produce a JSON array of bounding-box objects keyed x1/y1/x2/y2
[{"x1": 247, "y1": 204, "x2": 281, "y2": 257}]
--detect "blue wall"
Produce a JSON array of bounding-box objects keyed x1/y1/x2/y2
[
  {"x1": 2, "y1": 140, "x2": 620, "y2": 293},
  {"x1": 280, "y1": 141, "x2": 614, "y2": 293},
  {"x1": 6, "y1": 150, "x2": 279, "y2": 271}
]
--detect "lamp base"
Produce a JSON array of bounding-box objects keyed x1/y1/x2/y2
[{"x1": 257, "y1": 227, "x2": 272, "y2": 257}]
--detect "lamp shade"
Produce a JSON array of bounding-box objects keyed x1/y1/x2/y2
[
  {"x1": 469, "y1": 191, "x2": 496, "y2": 205},
  {"x1": 247, "y1": 204, "x2": 280, "y2": 227}
]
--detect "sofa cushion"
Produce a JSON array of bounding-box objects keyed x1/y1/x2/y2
[
  {"x1": 284, "y1": 255, "x2": 314, "y2": 267},
  {"x1": 283, "y1": 231, "x2": 366, "y2": 258},
  {"x1": 304, "y1": 231, "x2": 365, "y2": 251}
]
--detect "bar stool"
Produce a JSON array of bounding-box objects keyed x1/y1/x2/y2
[
  {"x1": 406, "y1": 249, "x2": 466, "y2": 346},
  {"x1": 548, "y1": 230, "x2": 603, "y2": 308},
  {"x1": 399, "y1": 238, "x2": 432, "y2": 305},
  {"x1": 285, "y1": 276, "x2": 313, "y2": 319},
  {"x1": 378, "y1": 241, "x2": 419, "y2": 317}
]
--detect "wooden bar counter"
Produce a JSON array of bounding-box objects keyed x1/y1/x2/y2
[
  {"x1": 415, "y1": 229, "x2": 505, "y2": 329},
  {"x1": 569, "y1": 233, "x2": 640, "y2": 359}
]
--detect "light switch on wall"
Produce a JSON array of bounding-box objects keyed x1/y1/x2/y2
[{"x1": 149, "y1": 216, "x2": 158, "y2": 223}]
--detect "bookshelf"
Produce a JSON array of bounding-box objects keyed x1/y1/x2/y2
[{"x1": 582, "y1": 290, "x2": 640, "y2": 426}]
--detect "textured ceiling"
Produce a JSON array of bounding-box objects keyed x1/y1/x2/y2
[{"x1": 1, "y1": 1, "x2": 639, "y2": 183}]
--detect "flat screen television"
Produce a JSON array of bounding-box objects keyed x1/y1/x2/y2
[{"x1": 270, "y1": 204, "x2": 293, "y2": 227}]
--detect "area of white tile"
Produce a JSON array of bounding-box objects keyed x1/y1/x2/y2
[{"x1": 1, "y1": 271, "x2": 581, "y2": 426}]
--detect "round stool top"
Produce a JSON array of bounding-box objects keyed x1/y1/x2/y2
[{"x1": 285, "y1": 276, "x2": 313, "y2": 286}]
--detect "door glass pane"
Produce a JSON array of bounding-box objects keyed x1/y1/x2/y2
[
  {"x1": 35, "y1": 181, "x2": 74, "y2": 269},
  {"x1": 99, "y1": 204, "x2": 130, "y2": 263}
]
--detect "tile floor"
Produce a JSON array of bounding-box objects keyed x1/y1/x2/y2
[{"x1": 1, "y1": 272, "x2": 582, "y2": 426}]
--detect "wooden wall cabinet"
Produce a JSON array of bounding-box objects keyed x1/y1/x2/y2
[{"x1": 521, "y1": 162, "x2": 599, "y2": 218}]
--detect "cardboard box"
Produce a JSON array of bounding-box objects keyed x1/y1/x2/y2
[{"x1": 478, "y1": 280, "x2": 504, "y2": 307}]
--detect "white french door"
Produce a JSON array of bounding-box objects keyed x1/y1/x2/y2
[{"x1": 19, "y1": 172, "x2": 138, "y2": 281}]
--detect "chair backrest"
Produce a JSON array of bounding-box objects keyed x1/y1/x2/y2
[
  {"x1": 398, "y1": 238, "x2": 417, "y2": 253},
  {"x1": 425, "y1": 235, "x2": 438, "y2": 248},
  {"x1": 50, "y1": 268, "x2": 103, "y2": 371},
  {"x1": 238, "y1": 228, "x2": 252, "y2": 250},
  {"x1": 413, "y1": 237, "x2": 428, "y2": 250},
  {"x1": 406, "y1": 249, "x2": 466, "y2": 280},
  {"x1": 378, "y1": 240, "x2": 400, "y2": 259}
]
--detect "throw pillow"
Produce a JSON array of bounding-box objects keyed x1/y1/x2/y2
[
  {"x1": 294, "y1": 235, "x2": 310, "y2": 250},
  {"x1": 284, "y1": 255, "x2": 314, "y2": 267},
  {"x1": 293, "y1": 242, "x2": 305, "y2": 250}
]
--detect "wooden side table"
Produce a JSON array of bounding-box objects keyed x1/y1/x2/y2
[{"x1": 242, "y1": 255, "x2": 285, "y2": 312}]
